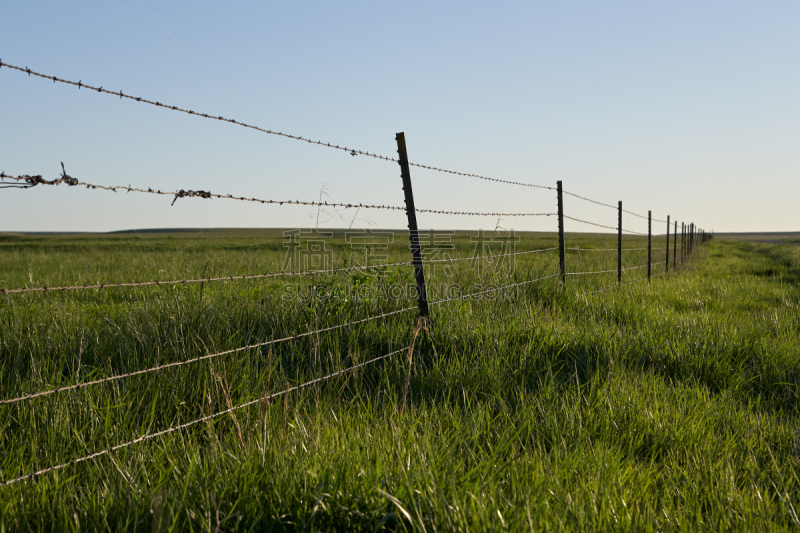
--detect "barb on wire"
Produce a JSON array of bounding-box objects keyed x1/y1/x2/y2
[
  {"x1": 562, "y1": 189, "x2": 667, "y2": 224},
  {"x1": 0, "y1": 307, "x2": 414, "y2": 406},
  {"x1": 0, "y1": 171, "x2": 555, "y2": 218},
  {"x1": 0, "y1": 345, "x2": 409, "y2": 487},
  {"x1": 0, "y1": 163, "x2": 79, "y2": 190},
  {"x1": 0, "y1": 61, "x2": 554, "y2": 192}
]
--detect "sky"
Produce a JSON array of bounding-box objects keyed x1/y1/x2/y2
[{"x1": 1, "y1": 1, "x2": 798, "y2": 234}]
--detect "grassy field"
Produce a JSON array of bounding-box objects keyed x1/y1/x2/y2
[{"x1": 0, "y1": 229, "x2": 798, "y2": 531}]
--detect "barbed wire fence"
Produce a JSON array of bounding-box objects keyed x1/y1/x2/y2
[{"x1": 0, "y1": 60, "x2": 712, "y2": 487}]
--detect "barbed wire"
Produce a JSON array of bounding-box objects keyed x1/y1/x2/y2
[
  {"x1": 0, "y1": 306, "x2": 414, "y2": 406},
  {"x1": 421, "y1": 246, "x2": 559, "y2": 265},
  {"x1": 408, "y1": 164, "x2": 553, "y2": 190},
  {"x1": 565, "y1": 268, "x2": 617, "y2": 276},
  {"x1": 643, "y1": 214, "x2": 668, "y2": 224},
  {"x1": 0, "y1": 345, "x2": 408, "y2": 487},
  {"x1": 1, "y1": 61, "x2": 694, "y2": 217},
  {"x1": 428, "y1": 273, "x2": 560, "y2": 307},
  {"x1": 0, "y1": 61, "x2": 554, "y2": 192},
  {"x1": 562, "y1": 189, "x2": 667, "y2": 224},
  {"x1": 0, "y1": 171, "x2": 555, "y2": 218},
  {"x1": 565, "y1": 247, "x2": 649, "y2": 252},
  {"x1": 562, "y1": 215, "x2": 647, "y2": 235},
  {"x1": 565, "y1": 261, "x2": 663, "y2": 277},
  {"x1": 1, "y1": 246, "x2": 560, "y2": 296},
  {"x1": 0, "y1": 260, "x2": 411, "y2": 295}
]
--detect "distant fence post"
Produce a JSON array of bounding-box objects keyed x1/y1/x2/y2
[
  {"x1": 396, "y1": 132, "x2": 430, "y2": 319},
  {"x1": 665, "y1": 215, "x2": 670, "y2": 274},
  {"x1": 681, "y1": 222, "x2": 685, "y2": 264},
  {"x1": 557, "y1": 180, "x2": 566, "y2": 286},
  {"x1": 683, "y1": 223, "x2": 692, "y2": 260},
  {"x1": 673, "y1": 220, "x2": 677, "y2": 270},
  {"x1": 647, "y1": 210, "x2": 652, "y2": 282},
  {"x1": 618, "y1": 201, "x2": 622, "y2": 285},
  {"x1": 672, "y1": 220, "x2": 678, "y2": 270}
]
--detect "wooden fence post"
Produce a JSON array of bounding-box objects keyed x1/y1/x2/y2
[
  {"x1": 557, "y1": 181, "x2": 566, "y2": 286},
  {"x1": 396, "y1": 132, "x2": 429, "y2": 319}
]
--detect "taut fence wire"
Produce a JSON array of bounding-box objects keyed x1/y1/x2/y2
[
  {"x1": 0, "y1": 61, "x2": 552, "y2": 191},
  {"x1": 0, "y1": 307, "x2": 415, "y2": 407},
  {"x1": 562, "y1": 214, "x2": 647, "y2": 235},
  {"x1": 0, "y1": 345, "x2": 409, "y2": 487},
  {"x1": 0, "y1": 172, "x2": 555, "y2": 218},
  {"x1": 562, "y1": 189, "x2": 667, "y2": 223},
  {"x1": 1, "y1": 246, "x2": 560, "y2": 296}
]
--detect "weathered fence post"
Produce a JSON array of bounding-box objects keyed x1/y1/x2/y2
[
  {"x1": 647, "y1": 210, "x2": 652, "y2": 281},
  {"x1": 557, "y1": 180, "x2": 566, "y2": 286},
  {"x1": 396, "y1": 132, "x2": 429, "y2": 319},
  {"x1": 618, "y1": 201, "x2": 622, "y2": 285},
  {"x1": 665, "y1": 215, "x2": 670, "y2": 274}
]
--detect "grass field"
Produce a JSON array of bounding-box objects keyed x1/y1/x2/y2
[{"x1": 0, "y1": 230, "x2": 798, "y2": 531}]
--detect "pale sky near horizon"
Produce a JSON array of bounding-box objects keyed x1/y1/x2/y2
[{"x1": 1, "y1": 1, "x2": 798, "y2": 234}]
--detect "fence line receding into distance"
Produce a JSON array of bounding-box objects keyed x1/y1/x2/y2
[{"x1": 0, "y1": 58, "x2": 712, "y2": 488}]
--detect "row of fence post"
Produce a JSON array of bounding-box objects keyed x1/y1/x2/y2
[{"x1": 395, "y1": 133, "x2": 709, "y2": 319}]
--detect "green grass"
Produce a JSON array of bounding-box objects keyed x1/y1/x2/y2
[{"x1": 0, "y1": 230, "x2": 798, "y2": 531}]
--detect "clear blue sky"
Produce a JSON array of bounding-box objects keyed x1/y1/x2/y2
[{"x1": 1, "y1": 1, "x2": 798, "y2": 234}]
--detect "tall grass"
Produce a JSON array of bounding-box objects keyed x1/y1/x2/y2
[{"x1": 0, "y1": 230, "x2": 797, "y2": 531}]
